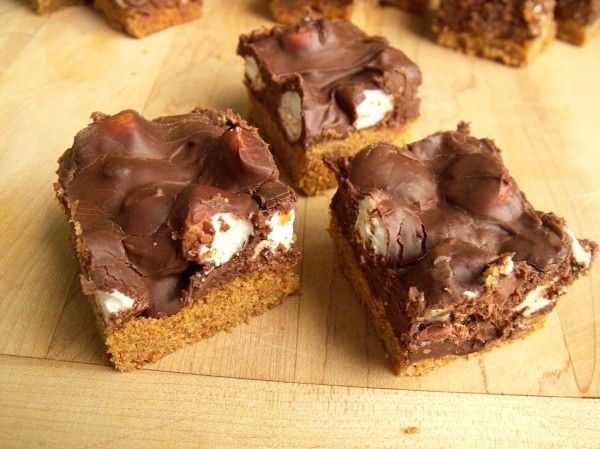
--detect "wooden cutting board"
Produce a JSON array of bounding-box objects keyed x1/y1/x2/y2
[{"x1": 1, "y1": 0, "x2": 599, "y2": 447}]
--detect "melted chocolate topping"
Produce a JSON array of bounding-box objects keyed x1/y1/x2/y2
[
  {"x1": 238, "y1": 17, "x2": 422, "y2": 148},
  {"x1": 328, "y1": 123, "x2": 586, "y2": 311},
  {"x1": 56, "y1": 108, "x2": 296, "y2": 323},
  {"x1": 328, "y1": 123, "x2": 597, "y2": 364},
  {"x1": 556, "y1": 0, "x2": 600, "y2": 26}
]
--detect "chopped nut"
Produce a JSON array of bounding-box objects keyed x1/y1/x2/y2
[
  {"x1": 74, "y1": 221, "x2": 83, "y2": 237},
  {"x1": 484, "y1": 255, "x2": 514, "y2": 287},
  {"x1": 484, "y1": 265, "x2": 500, "y2": 287},
  {"x1": 498, "y1": 255, "x2": 514, "y2": 275},
  {"x1": 463, "y1": 290, "x2": 478, "y2": 299}
]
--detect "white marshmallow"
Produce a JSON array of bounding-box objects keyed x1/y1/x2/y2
[
  {"x1": 498, "y1": 255, "x2": 514, "y2": 276},
  {"x1": 355, "y1": 195, "x2": 388, "y2": 256},
  {"x1": 354, "y1": 89, "x2": 394, "y2": 130},
  {"x1": 513, "y1": 285, "x2": 553, "y2": 317},
  {"x1": 198, "y1": 213, "x2": 253, "y2": 267},
  {"x1": 267, "y1": 210, "x2": 295, "y2": 250},
  {"x1": 563, "y1": 226, "x2": 592, "y2": 268},
  {"x1": 278, "y1": 91, "x2": 302, "y2": 142},
  {"x1": 95, "y1": 290, "x2": 135, "y2": 323},
  {"x1": 244, "y1": 56, "x2": 265, "y2": 91},
  {"x1": 253, "y1": 210, "x2": 296, "y2": 257},
  {"x1": 463, "y1": 290, "x2": 479, "y2": 299},
  {"x1": 422, "y1": 309, "x2": 450, "y2": 324}
]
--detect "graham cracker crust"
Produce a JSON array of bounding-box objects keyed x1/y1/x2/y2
[
  {"x1": 29, "y1": 0, "x2": 85, "y2": 14},
  {"x1": 248, "y1": 94, "x2": 414, "y2": 196},
  {"x1": 329, "y1": 214, "x2": 549, "y2": 376},
  {"x1": 434, "y1": 19, "x2": 556, "y2": 66},
  {"x1": 88, "y1": 261, "x2": 299, "y2": 371},
  {"x1": 93, "y1": 0, "x2": 202, "y2": 38},
  {"x1": 557, "y1": 17, "x2": 600, "y2": 45}
]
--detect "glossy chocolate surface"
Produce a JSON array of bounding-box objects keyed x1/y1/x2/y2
[
  {"x1": 556, "y1": 0, "x2": 600, "y2": 26},
  {"x1": 328, "y1": 123, "x2": 596, "y2": 364},
  {"x1": 238, "y1": 17, "x2": 421, "y2": 148},
  {"x1": 56, "y1": 108, "x2": 296, "y2": 323}
]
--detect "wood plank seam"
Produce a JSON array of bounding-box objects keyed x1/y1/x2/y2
[{"x1": 43, "y1": 272, "x2": 78, "y2": 359}]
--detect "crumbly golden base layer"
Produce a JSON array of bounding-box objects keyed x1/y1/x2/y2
[
  {"x1": 557, "y1": 17, "x2": 600, "y2": 46},
  {"x1": 329, "y1": 214, "x2": 549, "y2": 376},
  {"x1": 91, "y1": 262, "x2": 300, "y2": 371},
  {"x1": 434, "y1": 19, "x2": 556, "y2": 67},
  {"x1": 29, "y1": 0, "x2": 85, "y2": 14},
  {"x1": 93, "y1": 0, "x2": 202, "y2": 38},
  {"x1": 248, "y1": 94, "x2": 414, "y2": 196}
]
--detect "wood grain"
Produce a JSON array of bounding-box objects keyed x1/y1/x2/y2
[
  {"x1": 2, "y1": 355, "x2": 599, "y2": 449},
  {"x1": 0, "y1": 0, "x2": 46, "y2": 76},
  {"x1": 0, "y1": 2, "x2": 179, "y2": 357},
  {"x1": 1, "y1": 0, "x2": 599, "y2": 444}
]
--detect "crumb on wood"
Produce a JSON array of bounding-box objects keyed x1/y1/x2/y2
[{"x1": 404, "y1": 426, "x2": 420, "y2": 435}]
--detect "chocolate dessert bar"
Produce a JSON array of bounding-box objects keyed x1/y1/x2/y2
[
  {"x1": 55, "y1": 108, "x2": 300, "y2": 371},
  {"x1": 93, "y1": 0, "x2": 202, "y2": 38},
  {"x1": 556, "y1": 0, "x2": 600, "y2": 44},
  {"x1": 433, "y1": 0, "x2": 556, "y2": 66},
  {"x1": 238, "y1": 17, "x2": 422, "y2": 195},
  {"x1": 29, "y1": 0, "x2": 86, "y2": 14},
  {"x1": 269, "y1": 0, "x2": 355, "y2": 24},
  {"x1": 326, "y1": 123, "x2": 596, "y2": 375}
]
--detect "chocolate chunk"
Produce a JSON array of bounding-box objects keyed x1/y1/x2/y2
[
  {"x1": 252, "y1": 181, "x2": 296, "y2": 211},
  {"x1": 439, "y1": 153, "x2": 524, "y2": 222},
  {"x1": 348, "y1": 143, "x2": 437, "y2": 208},
  {"x1": 200, "y1": 125, "x2": 279, "y2": 192}
]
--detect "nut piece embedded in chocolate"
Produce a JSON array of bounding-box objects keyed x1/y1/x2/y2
[
  {"x1": 55, "y1": 107, "x2": 300, "y2": 371},
  {"x1": 326, "y1": 122, "x2": 597, "y2": 375},
  {"x1": 238, "y1": 17, "x2": 422, "y2": 195},
  {"x1": 433, "y1": 0, "x2": 556, "y2": 66}
]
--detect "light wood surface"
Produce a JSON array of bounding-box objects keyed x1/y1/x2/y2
[
  {"x1": 0, "y1": 0, "x2": 599, "y2": 447},
  {"x1": 2, "y1": 355, "x2": 600, "y2": 449}
]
